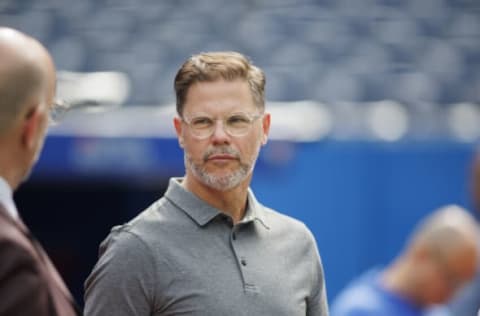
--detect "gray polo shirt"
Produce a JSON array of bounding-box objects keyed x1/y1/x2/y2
[{"x1": 84, "y1": 178, "x2": 329, "y2": 316}]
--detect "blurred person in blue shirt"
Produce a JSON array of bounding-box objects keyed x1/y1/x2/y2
[
  {"x1": 330, "y1": 204, "x2": 479, "y2": 316},
  {"x1": 443, "y1": 153, "x2": 480, "y2": 316}
]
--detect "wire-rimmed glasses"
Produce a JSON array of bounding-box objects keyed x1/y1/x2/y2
[
  {"x1": 49, "y1": 99, "x2": 69, "y2": 125},
  {"x1": 182, "y1": 112, "x2": 263, "y2": 139}
]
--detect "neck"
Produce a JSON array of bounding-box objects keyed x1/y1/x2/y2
[
  {"x1": 182, "y1": 174, "x2": 250, "y2": 224},
  {"x1": 0, "y1": 153, "x2": 20, "y2": 192},
  {"x1": 381, "y1": 259, "x2": 422, "y2": 307},
  {"x1": 0, "y1": 134, "x2": 25, "y2": 191}
]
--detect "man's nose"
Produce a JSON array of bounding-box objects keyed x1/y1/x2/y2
[{"x1": 211, "y1": 119, "x2": 230, "y2": 142}]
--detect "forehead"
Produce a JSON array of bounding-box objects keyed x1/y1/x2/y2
[{"x1": 183, "y1": 79, "x2": 256, "y2": 115}]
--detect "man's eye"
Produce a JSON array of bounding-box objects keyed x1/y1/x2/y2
[
  {"x1": 191, "y1": 117, "x2": 213, "y2": 127},
  {"x1": 227, "y1": 115, "x2": 250, "y2": 126}
]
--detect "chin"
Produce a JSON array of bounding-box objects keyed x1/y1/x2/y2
[
  {"x1": 186, "y1": 153, "x2": 253, "y2": 191},
  {"x1": 202, "y1": 175, "x2": 242, "y2": 191}
]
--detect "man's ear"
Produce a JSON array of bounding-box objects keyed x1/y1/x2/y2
[
  {"x1": 21, "y1": 104, "x2": 42, "y2": 150},
  {"x1": 261, "y1": 113, "x2": 271, "y2": 146},
  {"x1": 173, "y1": 116, "x2": 184, "y2": 148}
]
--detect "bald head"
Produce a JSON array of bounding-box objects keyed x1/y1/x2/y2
[
  {"x1": 410, "y1": 205, "x2": 478, "y2": 259},
  {"x1": 0, "y1": 27, "x2": 55, "y2": 134},
  {"x1": 405, "y1": 205, "x2": 479, "y2": 304},
  {"x1": 0, "y1": 28, "x2": 56, "y2": 190}
]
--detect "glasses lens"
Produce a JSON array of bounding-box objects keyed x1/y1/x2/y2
[
  {"x1": 225, "y1": 114, "x2": 253, "y2": 136},
  {"x1": 184, "y1": 112, "x2": 262, "y2": 139},
  {"x1": 49, "y1": 100, "x2": 69, "y2": 124},
  {"x1": 189, "y1": 116, "x2": 214, "y2": 138}
]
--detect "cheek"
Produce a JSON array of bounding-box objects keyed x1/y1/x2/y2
[
  {"x1": 425, "y1": 278, "x2": 451, "y2": 304},
  {"x1": 35, "y1": 116, "x2": 50, "y2": 149},
  {"x1": 247, "y1": 133, "x2": 264, "y2": 154},
  {"x1": 183, "y1": 138, "x2": 207, "y2": 160},
  {"x1": 237, "y1": 141, "x2": 261, "y2": 164}
]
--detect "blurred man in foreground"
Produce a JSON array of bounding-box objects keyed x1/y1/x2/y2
[
  {"x1": 331, "y1": 204, "x2": 479, "y2": 316},
  {"x1": 0, "y1": 27, "x2": 79, "y2": 315},
  {"x1": 84, "y1": 51, "x2": 329, "y2": 316}
]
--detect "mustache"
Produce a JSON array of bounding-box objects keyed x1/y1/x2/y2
[{"x1": 203, "y1": 146, "x2": 240, "y2": 161}]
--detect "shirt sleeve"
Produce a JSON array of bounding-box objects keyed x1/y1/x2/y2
[
  {"x1": 84, "y1": 227, "x2": 158, "y2": 316},
  {"x1": 305, "y1": 227, "x2": 330, "y2": 316}
]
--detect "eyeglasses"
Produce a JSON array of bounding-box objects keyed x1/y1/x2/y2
[
  {"x1": 182, "y1": 112, "x2": 263, "y2": 139},
  {"x1": 49, "y1": 99, "x2": 69, "y2": 125}
]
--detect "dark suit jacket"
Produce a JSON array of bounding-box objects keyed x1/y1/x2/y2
[{"x1": 0, "y1": 204, "x2": 80, "y2": 316}]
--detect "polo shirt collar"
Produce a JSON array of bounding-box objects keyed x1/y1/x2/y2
[
  {"x1": 165, "y1": 177, "x2": 269, "y2": 229},
  {"x1": 165, "y1": 178, "x2": 219, "y2": 226},
  {"x1": 243, "y1": 188, "x2": 270, "y2": 229}
]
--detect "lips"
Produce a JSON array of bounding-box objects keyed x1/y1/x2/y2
[
  {"x1": 208, "y1": 154, "x2": 236, "y2": 161},
  {"x1": 204, "y1": 147, "x2": 240, "y2": 161}
]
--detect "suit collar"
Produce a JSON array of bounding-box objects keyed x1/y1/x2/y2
[
  {"x1": 0, "y1": 203, "x2": 77, "y2": 307},
  {"x1": 0, "y1": 203, "x2": 28, "y2": 235}
]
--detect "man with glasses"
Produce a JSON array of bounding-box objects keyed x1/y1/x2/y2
[
  {"x1": 0, "y1": 27, "x2": 79, "y2": 315},
  {"x1": 330, "y1": 204, "x2": 479, "y2": 316},
  {"x1": 84, "y1": 51, "x2": 329, "y2": 316}
]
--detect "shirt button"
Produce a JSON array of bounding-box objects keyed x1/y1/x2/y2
[{"x1": 241, "y1": 259, "x2": 247, "y2": 266}]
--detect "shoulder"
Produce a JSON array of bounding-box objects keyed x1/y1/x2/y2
[
  {"x1": 104, "y1": 197, "x2": 176, "y2": 245},
  {"x1": 0, "y1": 215, "x2": 37, "y2": 266},
  {"x1": 261, "y1": 205, "x2": 315, "y2": 241},
  {"x1": 330, "y1": 271, "x2": 389, "y2": 316},
  {"x1": 258, "y1": 205, "x2": 322, "y2": 269},
  {"x1": 85, "y1": 216, "x2": 163, "y2": 298},
  {"x1": 0, "y1": 217, "x2": 52, "y2": 312},
  {"x1": 96, "y1": 197, "x2": 185, "y2": 268}
]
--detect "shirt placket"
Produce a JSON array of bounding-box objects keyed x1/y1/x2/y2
[{"x1": 230, "y1": 220, "x2": 260, "y2": 295}]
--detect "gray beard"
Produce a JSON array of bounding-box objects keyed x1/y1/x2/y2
[{"x1": 184, "y1": 146, "x2": 259, "y2": 191}]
